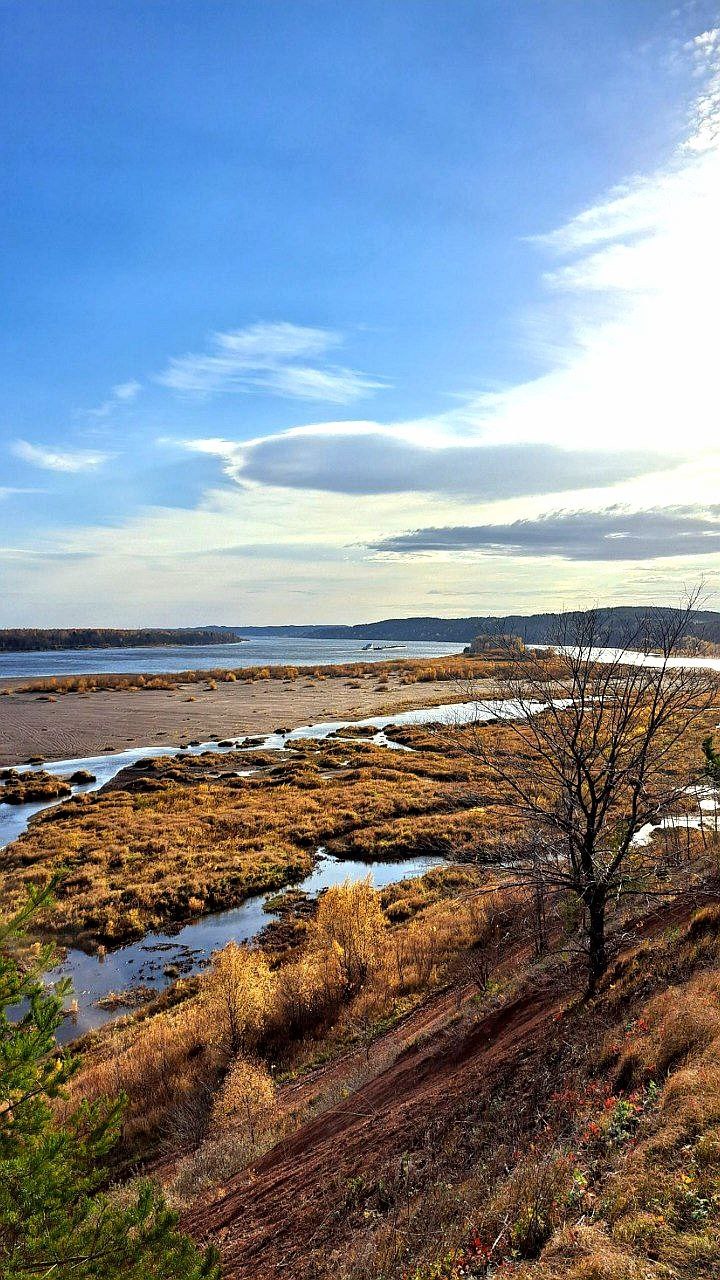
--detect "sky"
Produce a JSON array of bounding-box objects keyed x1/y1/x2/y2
[{"x1": 2, "y1": 0, "x2": 720, "y2": 626}]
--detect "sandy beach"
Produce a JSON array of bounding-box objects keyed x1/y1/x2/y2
[{"x1": 0, "y1": 668, "x2": 495, "y2": 766}]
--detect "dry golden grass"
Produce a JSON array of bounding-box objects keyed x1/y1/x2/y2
[
  {"x1": 7, "y1": 692, "x2": 717, "y2": 954},
  {"x1": 5, "y1": 735, "x2": 513, "y2": 947},
  {"x1": 9, "y1": 653, "x2": 544, "y2": 696},
  {"x1": 362, "y1": 903, "x2": 720, "y2": 1280},
  {"x1": 0, "y1": 768, "x2": 72, "y2": 803}
]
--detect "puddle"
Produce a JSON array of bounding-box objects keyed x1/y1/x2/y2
[{"x1": 632, "y1": 785, "x2": 720, "y2": 847}]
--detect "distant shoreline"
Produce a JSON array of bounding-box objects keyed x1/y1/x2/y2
[
  {"x1": 0, "y1": 628, "x2": 247, "y2": 653},
  {"x1": 0, "y1": 640, "x2": 249, "y2": 656}
]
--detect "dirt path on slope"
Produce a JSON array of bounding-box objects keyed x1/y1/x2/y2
[
  {"x1": 184, "y1": 891, "x2": 719, "y2": 1279},
  {"x1": 185, "y1": 978, "x2": 567, "y2": 1279}
]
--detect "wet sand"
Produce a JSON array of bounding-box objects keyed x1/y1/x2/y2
[{"x1": 0, "y1": 669, "x2": 494, "y2": 766}]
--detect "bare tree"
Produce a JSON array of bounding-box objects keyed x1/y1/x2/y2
[{"x1": 457, "y1": 596, "x2": 718, "y2": 993}]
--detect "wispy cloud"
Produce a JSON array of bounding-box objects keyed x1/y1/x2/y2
[
  {"x1": 0, "y1": 486, "x2": 42, "y2": 499},
  {"x1": 86, "y1": 378, "x2": 142, "y2": 419},
  {"x1": 0, "y1": 547, "x2": 96, "y2": 563},
  {"x1": 12, "y1": 440, "x2": 111, "y2": 473},
  {"x1": 373, "y1": 506, "x2": 720, "y2": 562},
  {"x1": 156, "y1": 321, "x2": 384, "y2": 403},
  {"x1": 112, "y1": 380, "x2": 141, "y2": 401}
]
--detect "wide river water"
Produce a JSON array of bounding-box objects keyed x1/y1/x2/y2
[{"x1": 0, "y1": 637, "x2": 464, "y2": 679}]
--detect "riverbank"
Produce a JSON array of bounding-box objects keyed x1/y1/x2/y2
[
  {"x1": 3, "y1": 707, "x2": 502, "y2": 944},
  {"x1": 0, "y1": 665, "x2": 498, "y2": 766}
]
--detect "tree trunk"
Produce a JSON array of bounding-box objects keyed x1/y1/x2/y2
[{"x1": 586, "y1": 888, "x2": 607, "y2": 996}]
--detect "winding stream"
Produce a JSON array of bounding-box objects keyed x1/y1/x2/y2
[{"x1": 3, "y1": 698, "x2": 535, "y2": 1041}]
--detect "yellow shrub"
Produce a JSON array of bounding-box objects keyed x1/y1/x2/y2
[
  {"x1": 274, "y1": 948, "x2": 344, "y2": 1039},
  {"x1": 211, "y1": 1054, "x2": 276, "y2": 1142},
  {"x1": 202, "y1": 943, "x2": 275, "y2": 1054},
  {"x1": 313, "y1": 876, "x2": 385, "y2": 994}
]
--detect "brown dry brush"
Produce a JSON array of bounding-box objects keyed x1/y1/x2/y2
[
  {"x1": 336, "y1": 898, "x2": 720, "y2": 1280},
  {"x1": 65, "y1": 874, "x2": 515, "y2": 1169},
  {"x1": 449, "y1": 595, "x2": 720, "y2": 992}
]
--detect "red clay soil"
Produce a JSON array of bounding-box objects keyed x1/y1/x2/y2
[
  {"x1": 184, "y1": 977, "x2": 568, "y2": 1279},
  {"x1": 183, "y1": 892, "x2": 720, "y2": 1279}
]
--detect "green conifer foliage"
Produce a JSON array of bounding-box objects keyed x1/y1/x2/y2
[{"x1": 0, "y1": 882, "x2": 219, "y2": 1280}]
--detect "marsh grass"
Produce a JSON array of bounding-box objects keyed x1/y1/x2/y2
[
  {"x1": 5, "y1": 734, "x2": 518, "y2": 947},
  {"x1": 8, "y1": 653, "x2": 566, "y2": 696},
  {"x1": 8, "y1": 697, "x2": 717, "y2": 952}
]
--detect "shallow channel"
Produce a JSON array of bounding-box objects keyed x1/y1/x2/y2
[
  {"x1": 51, "y1": 850, "x2": 444, "y2": 1042},
  {"x1": 2, "y1": 697, "x2": 540, "y2": 1040}
]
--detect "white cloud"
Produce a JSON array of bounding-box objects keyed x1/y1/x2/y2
[
  {"x1": 112, "y1": 380, "x2": 141, "y2": 401},
  {"x1": 87, "y1": 378, "x2": 142, "y2": 418},
  {"x1": 12, "y1": 440, "x2": 111, "y2": 473},
  {"x1": 174, "y1": 436, "x2": 240, "y2": 457},
  {"x1": 464, "y1": 27, "x2": 720, "y2": 458},
  {"x1": 189, "y1": 426, "x2": 670, "y2": 499},
  {"x1": 156, "y1": 321, "x2": 385, "y2": 403},
  {"x1": 0, "y1": 486, "x2": 42, "y2": 498}
]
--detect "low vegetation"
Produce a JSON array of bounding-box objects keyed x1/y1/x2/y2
[
  {"x1": 341, "y1": 898, "x2": 720, "y2": 1280},
  {"x1": 2, "y1": 651, "x2": 566, "y2": 696},
  {"x1": 66, "y1": 853, "x2": 720, "y2": 1280},
  {"x1": 3, "y1": 734, "x2": 514, "y2": 947},
  {"x1": 62, "y1": 868, "x2": 504, "y2": 1162},
  {"x1": 0, "y1": 769, "x2": 72, "y2": 804}
]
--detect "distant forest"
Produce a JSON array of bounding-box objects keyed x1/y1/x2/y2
[
  {"x1": 0, "y1": 628, "x2": 246, "y2": 652},
  {"x1": 226, "y1": 605, "x2": 720, "y2": 647},
  {"x1": 8, "y1": 607, "x2": 720, "y2": 654}
]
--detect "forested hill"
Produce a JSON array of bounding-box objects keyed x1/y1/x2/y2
[
  {"x1": 226, "y1": 606, "x2": 720, "y2": 646},
  {"x1": 0, "y1": 628, "x2": 246, "y2": 652}
]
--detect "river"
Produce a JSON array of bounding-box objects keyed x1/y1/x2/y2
[{"x1": 0, "y1": 637, "x2": 464, "y2": 680}]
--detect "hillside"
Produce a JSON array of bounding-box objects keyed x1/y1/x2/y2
[
  {"x1": 184, "y1": 892, "x2": 720, "y2": 1280},
  {"x1": 227, "y1": 605, "x2": 720, "y2": 646}
]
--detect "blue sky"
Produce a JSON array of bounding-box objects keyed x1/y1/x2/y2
[{"x1": 2, "y1": 0, "x2": 720, "y2": 624}]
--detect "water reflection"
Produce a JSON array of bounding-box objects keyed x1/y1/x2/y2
[{"x1": 50, "y1": 851, "x2": 444, "y2": 1042}]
